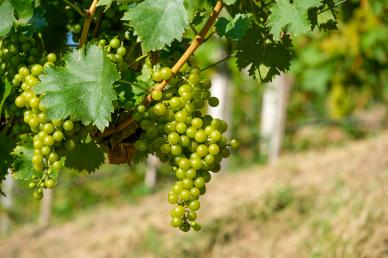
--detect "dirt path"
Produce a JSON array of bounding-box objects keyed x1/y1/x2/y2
[{"x1": 1, "y1": 133, "x2": 388, "y2": 258}]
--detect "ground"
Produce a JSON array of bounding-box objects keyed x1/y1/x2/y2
[{"x1": 1, "y1": 132, "x2": 388, "y2": 258}]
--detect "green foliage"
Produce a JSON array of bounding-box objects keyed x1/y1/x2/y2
[
  {"x1": 269, "y1": 0, "x2": 321, "y2": 40},
  {"x1": 122, "y1": 0, "x2": 189, "y2": 52},
  {"x1": 34, "y1": 45, "x2": 120, "y2": 131},
  {"x1": 0, "y1": 132, "x2": 15, "y2": 182},
  {"x1": 215, "y1": 14, "x2": 252, "y2": 41},
  {"x1": 0, "y1": 0, "x2": 15, "y2": 36},
  {"x1": 0, "y1": 80, "x2": 12, "y2": 117},
  {"x1": 235, "y1": 29, "x2": 294, "y2": 82},
  {"x1": 12, "y1": 144, "x2": 34, "y2": 180},
  {"x1": 65, "y1": 141, "x2": 105, "y2": 172}
]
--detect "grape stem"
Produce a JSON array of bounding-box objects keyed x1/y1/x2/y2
[
  {"x1": 64, "y1": 0, "x2": 85, "y2": 17},
  {"x1": 79, "y1": 0, "x2": 99, "y2": 48},
  {"x1": 147, "y1": 0, "x2": 224, "y2": 101},
  {"x1": 98, "y1": 0, "x2": 224, "y2": 138}
]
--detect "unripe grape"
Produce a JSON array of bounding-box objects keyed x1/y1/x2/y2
[
  {"x1": 63, "y1": 120, "x2": 74, "y2": 131},
  {"x1": 194, "y1": 177, "x2": 205, "y2": 188},
  {"x1": 160, "y1": 67, "x2": 173, "y2": 80},
  {"x1": 172, "y1": 205, "x2": 185, "y2": 218},
  {"x1": 53, "y1": 131, "x2": 64, "y2": 141},
  {"x1": 189, "y1": 200, "x2": 200, "y2": 211},
  {"x1": 47, "y1": 53, "x2": 57, "y2": 63},
  {"x1": 45, "y1": 179, "x2": 55, "y2": 189},
  {"x1": 52, "y1": 161, "x2": 62, "y2": 170},
  {"x1": 152, "y1": 70, "x2": 163, "y2": 82},
  {"x1": 230, "y1": 139, "x2": 240, "y2": 149},
  {"x1": 151, "y1": 89, "x2": 163, "y2": 100},
  {"x1": 109, "y1": 38, "x2": 121, "y2": 49},
  {"x1": 33, "y1": 190, "x2": 43, "y2": 200}
]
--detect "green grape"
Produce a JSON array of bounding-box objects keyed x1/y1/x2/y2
[
  {"x1": 152, "y1": 70, "x2": 163, "y2": 82},
  {"x1": 160, "y1": 67, "x2": 173, "y2": 80},
  {"x1": 230, "y1": 139, "x2": 240, "y2": 149},
  {"x1": 109, "y1": 38, "x2": 121, "y2": 49},
  {"x1": 189, "y1": 200, "x2": 200, "y2": 211},
  {"x1": 152, "y1": 103, "x2": 167, "y2": 116},
  {"x1": 171, "y1": 217, "x2": 183, "y2": 228},
  {"x1": 33, "y1": 190, "x2": 43, "y2": 200},
  {"x1": 151, "y1": 89, "x2": 163, "y2": 100},
  {"x1": 53, "y1": 131, "x2": 64, "y2": 141},
  {"x1": 63, "y1": 120, "x2": 74, "y2": 131},
  {"x1": 172, "y1": 205, "x2": 185, "y2": 218},
  {"x1": 45, "y1": 179, "x2": 56, "y2": 189}
]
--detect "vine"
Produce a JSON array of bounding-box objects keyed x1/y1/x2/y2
[{"x1": 0, "y1": 0, "x2": 341, "y2": 231}]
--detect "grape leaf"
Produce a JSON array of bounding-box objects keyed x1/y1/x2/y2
[
  {"x1": 268, "y1": 0, "x2": 321, "y2": 40},
  {"x1": 235, "y1": 28, "x2": 294, "y2": 82},
  {"x1": 184, "y1": 0, "x2": 205, "y2": 21},
  {"x1": 122, "y1": 0, "x2": 189, "y2": 52},
  {"x1": 97, "y1": 0, "x2": 114, "y2": 7},
  {"x1": 0, "y1": 80, "x2": 12, "y2": 118},
  {"x1": 223, "y1": 0, "x2": 236, "y2": 5},
  {"x1": 215, "y1": 14, "x2": 252, "y2": 41},
  {"x1": 11, "y1": 0, "x2": 34, "y2": 22},
  {"x1": 34, "y1": 45, "x2": 120, "y2": 131},
  {"x1": 0, "y1": 0, "x2": 16, "y2": 37},
  {"x1": 65, "y1": 141, "x2": 105, "y2": 173},
  {"x1": 0, "y1": 132, "x2": 16, "y2": 183},
  {"x1": 11, "y1": 145, "x2": 33, "y2": 181}
]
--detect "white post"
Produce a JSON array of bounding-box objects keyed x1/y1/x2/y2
[
  {"x1": 145, "y1": 155, "x2": 159, "y2": 189},
  {"x1": 39, "y1": 189, "x2": 54, "y2": 227},
  {"x1": 0, "y1": 169, "x2": 14, "y2": 236},
  {"x1": 209, "y1": 68, "x2": 232, "y2": 170},
  {"x1": 260, "y1": 74, "x2": 292, "y2": 164}
]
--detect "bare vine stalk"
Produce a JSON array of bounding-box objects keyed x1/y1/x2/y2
[
  {"x1": 79, "y1": 0, "x2": 99, "y2": 48},
  {"x1": 99, "y1": 0, "x2": 224, "y2": 138}
]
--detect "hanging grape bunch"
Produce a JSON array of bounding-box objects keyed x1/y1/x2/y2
[
  {"x1": 0, "y1": 0, "x2": 337, "y2": 232},
  {"x1": 131, "y1": 65, "x2": 238, "y2": 231}
]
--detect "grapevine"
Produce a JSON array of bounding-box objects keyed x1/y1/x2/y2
[{"x1": 0, "y1": 0, "x2": 340, "y2": 231}]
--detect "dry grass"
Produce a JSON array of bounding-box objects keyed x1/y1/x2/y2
[{"x1": 1, "y1": 133, "x2": 388, "y2": 258}]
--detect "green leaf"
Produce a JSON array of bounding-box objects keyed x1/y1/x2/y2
[
  {"x1": 12, "y1": 144, "x2": 34, "y2": 181},
  {"x1": 0, "y1": 80, "x2": 12, "y2": 118},
  {"x1": 184, "y1": 0, "x2": 205, "y2": 21},
  {"x1": 215, "y1": 14, "x2": 252, "y2": 41},
  {"x1": 223, "y1": 0, "x2": 236, "y2": 5},
  {"x1": 235, "y1": 28, "x2": 294, "y2": 82},
  {"x1": 65, "y1": 141, "x2": 105, "y2": 173},
  {"x1": 0, "y1": 0, "x2": 16, "y2": 37},
  {"x1": 122, "y1": 0, "x2": 189, "y2": 52},
  {"x1": 0, "y1": 132, "x2": 16, "y2": 182},
  {"x1": 11, "y1": 0, "x2": 34, "y2": 22},
  {"x1": 97, "y1": 0, "x2": 114, "y2": 7},
  {"x1": 34, "y1": 45, "x2": 120, "y2": 131},
  {"x1": 268, "y1": 0, "x2": 321, "y2": 40}
]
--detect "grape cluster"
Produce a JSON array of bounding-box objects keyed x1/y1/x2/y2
[
  {"x1": 132, "y1": 65, "x2": 238, "y2": 232},
  {"x1": 0, "y1": 33, "x2": 42, "y2": 82},
  {"x1": 97, "y1": 37, "x2": 130, "y2": 72},
  {"x1": 13, "y1": 55, "x2": 80, "y2": 200}
]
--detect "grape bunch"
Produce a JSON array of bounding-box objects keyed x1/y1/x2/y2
[
  {"x1": 132, "y1": 65, "x2": 238, "y2": 232},
  {"x1": 97, "y1": 37, "x2": 130, "y2": 72},
  {"x1": 0, "y1": 33, "x2": 42, "y2": 82},
  {"x1": 13, "y1": 54, "x2": 80, "y2": 200}
]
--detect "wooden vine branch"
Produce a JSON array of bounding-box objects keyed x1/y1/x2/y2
[
  {"x1": 79, "y1": 0, "x2": 99, "y2": 48},
  {"x1": 98, "y1": 0, "x2": 224, "y2": 138}
]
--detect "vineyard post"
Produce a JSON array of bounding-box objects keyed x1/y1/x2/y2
[
  {"x1": 0, "y1": 170, "x2": 14, "y2": 236},
  {"x1": 260, "y1": 74, "x2": 292, "y2": 164}
]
